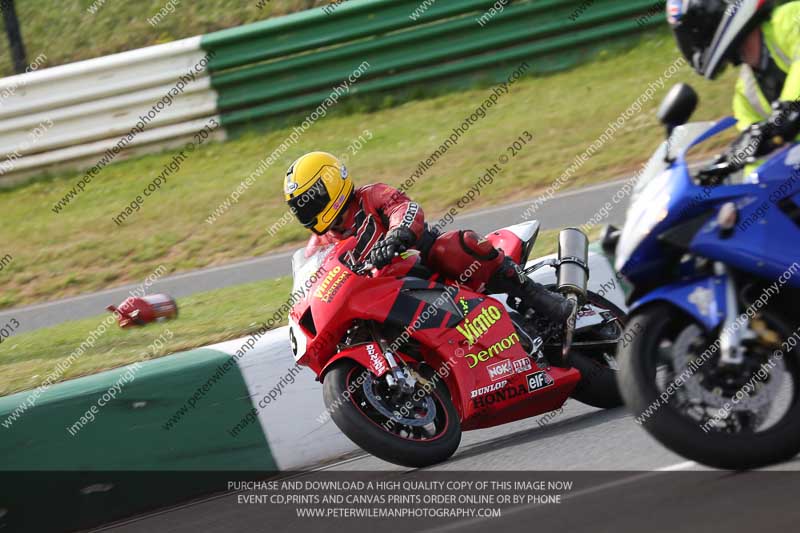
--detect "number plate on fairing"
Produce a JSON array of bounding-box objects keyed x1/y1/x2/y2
[{"x1": 288, "y1": 318, "x2": 308, "y2": 361}]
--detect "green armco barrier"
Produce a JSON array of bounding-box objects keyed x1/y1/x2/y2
[
  {"x1": 200, "y1": 0, "x2": 664, "y2": 127},
  {"x1": 0, "y1": 347, "x2": 275, "y2": 470},
  {"x1": 202, "y1": 0, "x2": 502, "y2": 72},
  {"x1": 220, "y1": 16, "x2": 661, "y2": 126}
]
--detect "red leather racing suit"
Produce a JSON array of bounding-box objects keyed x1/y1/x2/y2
[{"x1": 305, "y1": 183, "x2": 504, "y2": 291}]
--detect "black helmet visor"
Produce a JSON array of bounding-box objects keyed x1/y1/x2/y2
[{"x1": 288, "y1": 180, "x2": 331, "y2": 228}]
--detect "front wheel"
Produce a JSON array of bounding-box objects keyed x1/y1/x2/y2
[
  {"x1": 323, "y1": 360, "x2": 461, "y2": 468},
  {"x1": 618, "y1": 303, "x2": 800, "y2": 470}
]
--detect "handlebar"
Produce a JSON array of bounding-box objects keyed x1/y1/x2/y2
[
  {"x1": 352, "y1": 262, "x2": 375, "y2": 276},
  {"x1": 700, "y1": 161, "x2": 734, "y2": 177},
  {"x1": 351, "y1": 252, "x2": 404, "y2": 276},
  {"x1": 697, "y1": 159, "x2": 739, "y2": 186}
]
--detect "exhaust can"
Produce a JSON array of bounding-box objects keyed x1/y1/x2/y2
[{"x1": 557, "y1": 228, "x2": 589, "y2": 298}]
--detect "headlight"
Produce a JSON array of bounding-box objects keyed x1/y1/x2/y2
[{"x1": 615, "y1": 170, "x2": 673, "y2": 271}]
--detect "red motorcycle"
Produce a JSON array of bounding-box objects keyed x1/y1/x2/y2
[{"x1": 289, "y1": 222, "x2": 626, "y2": 467}]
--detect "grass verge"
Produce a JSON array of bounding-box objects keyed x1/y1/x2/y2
[
  {"x1": 0, "y1": 227, "x2": 605, "y2": 396},
  {"x1": 0, "y1": 31, "x2": 738, "y2": 310}
]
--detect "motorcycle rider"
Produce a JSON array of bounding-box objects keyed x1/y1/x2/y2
[
  {"x1": 667, "y1": 0, "x2": 800, "y2": 164},
  {"x1": 283, "y1": 151, "x2": 574, "y2": 323}
]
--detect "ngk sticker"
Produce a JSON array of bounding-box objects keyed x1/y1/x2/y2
[
  {"x1": 512, "y1": 357, "x2": 532, "y2": 374},
  {"x1": 526, "y1": 371, "x2": 554, "y2": 393},
  {"x1": 366, "y1": 344, "x2": 387, "y2": 374},
  {"x1": 487, "y1": 359, "x2": 513, "y2": 381}
]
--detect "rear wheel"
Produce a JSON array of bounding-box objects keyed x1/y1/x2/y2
[
  {"x1": 618, "y1": 303, "x2": 800, "y2": 470},
  {"x1": 568, "y1": 350, "x2": 623, "y2": 408},
  {"x1": 534, "y1": 288, "x2": 626, "y2": 408},
  {"x1": 323, "y1": 360, "x2": 461, "y2": 468}
]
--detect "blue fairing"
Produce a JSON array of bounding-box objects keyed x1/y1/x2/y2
[
  {"x1": 619, "y1": 116, "x2": 800, "y2": 329},
  {"x1": 616, "y1": 119, "x2": 739, "y2": 283},
  {"x1": 634, "y1": 275, "x2": 728, "y2": 330},
  {"x1": 685, "y1": 117, "x2": 738, "y2": 149}
]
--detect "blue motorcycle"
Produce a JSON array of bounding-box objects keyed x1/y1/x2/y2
[{"x1": 611, "y1": 84, "x2": 800, "y2": 469}]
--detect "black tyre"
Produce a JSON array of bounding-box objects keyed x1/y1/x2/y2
[
  {"x1": 618, "y1": 303, "x2": 800, "y2": 470},
  {"x1": 567, "y1": 290, "x2": 626, "y2": 409},
  {"x1": 323, "y1": 360, "x2": 461, "y2": 468},
  {"x1": 568, "y1": 350, "x2": 623, "y2": 408}
]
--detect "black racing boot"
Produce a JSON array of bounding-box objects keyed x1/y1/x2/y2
[{"x1": 487, "y1": 257, "x2": 575, "y2": 324}]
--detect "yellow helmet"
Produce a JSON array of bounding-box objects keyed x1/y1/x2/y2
[{"x1": 284, "y1": 152, "x2": 354, "y2": 235}]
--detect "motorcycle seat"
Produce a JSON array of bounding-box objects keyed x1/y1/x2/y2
[{"x1": 486, "y1": 221, "x2": 541, "y2": 264}]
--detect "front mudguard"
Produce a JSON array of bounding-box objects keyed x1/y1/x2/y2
[
  {"x1": 320, "y1": 343, "x2": 416, "y2": 381},
  {"x1": 319, "y1": 344, "x2": 465, "y2": 421},
  {"x1": 629, "y1": 274, "x2": 728, "y2": 331}
]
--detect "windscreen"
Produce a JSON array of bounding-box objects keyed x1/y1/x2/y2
[
  {"x1": 291, "y1": 244, "x2": 335, "y2": 296},
  {"x1": 630, "y1": 121, "x2": 716, "y2": 204}
]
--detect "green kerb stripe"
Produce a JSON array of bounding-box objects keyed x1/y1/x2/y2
[{"x1": 0, "y1": 347, "x2": 275, "y2": 471}]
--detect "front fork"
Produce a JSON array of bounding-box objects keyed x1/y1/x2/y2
[
  {"x1": 369, "y1": 322, "x2": 419, "y2": 396},
  {"x1": 716, "y1": 263, "x2": 757, "y2": 366}
]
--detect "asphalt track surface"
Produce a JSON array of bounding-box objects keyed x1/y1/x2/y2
[
  {"x1": 96, "y1": 399, "x2": 800, "y2": 533},
  {"x1": 36, "y1": 172, "x2": 793, "y2": 532},
  {"x1": 2, "y1": 178, "x2": 630, "y2": 334}
]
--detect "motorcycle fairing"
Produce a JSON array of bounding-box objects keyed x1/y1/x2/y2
[
  {"x1": 625, "y1": 117, "x2": 800, "y2": 327},
  {"x1": 383, "y1": 278, "x2": 465, "y2": 332},
  {"x1": 622, "y1": 117, "x2": 800, "y2": 290},
  {"x1": 630, "y1": 274, "x2": 728, "y2": 331},
  {"x1": 292, "y1": 235, "x2": 583, "y2": 431},
  {"x1": 445, "y1": 296, "x2": 581, "y2": 430},
  {"x1": 689, "y1": 188, "x2": 800, "y2": 285}
]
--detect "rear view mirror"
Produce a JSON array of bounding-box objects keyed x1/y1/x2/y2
[{"x1": 657, "y1": 83, "x2": 698, "y2": 136}]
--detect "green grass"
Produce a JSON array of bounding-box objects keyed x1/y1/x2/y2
[
  {"x1": 0, "y1": 0, "x2": 329, "y2": 77},
  {"x1": 0, "y1": 32, "x2": 739, "y2": 310},
  {"x1": 0, "y1": 226, "x2": 605, "y2": 396},
  {"x1": 0, "y1": 275, "x2": 290, "y2": 396}
]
